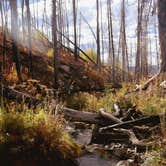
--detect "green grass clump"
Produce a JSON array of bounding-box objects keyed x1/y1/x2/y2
[
  {"x1": 0, "y1": 106, "x2": 80, "y2": 165},
  {"x1": 65, "y1": 86, "x2": 132, "y2": 113}
]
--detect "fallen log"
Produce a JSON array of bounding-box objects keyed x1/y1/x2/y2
[
  {"x1": 112, "y1": 128, "x2": 144, "y2": 146},
  {"x1": 62, "y1": 107, "x2": 121, "y2": 126},
  {"x1": 3, "y1": 86, "x2": 40, "y2": 105},
  {"x1": 3, "y1": 86, "x2": 121, "y2": 125},
  {"x1": 99, "y1": 108, "x2": 122, "y2": 123},
  {"x1": 99, "y1": 115, "x2": 161, "y2": 132},
  {"x1": 133, "y1": 125, "x2": 161, "y2": 140},
  {"x1": 91, "y1": 126, "x2": 149, "y2": 147},
  {"x1": 3, "y1": 86, "x2": 121, "y2": 126},
  {"x1": 91, "y1": 129, "x2": 130, "y2": 144},
  {"x1": 3, "y1": 85, "x2": 163, "y2": 137}
]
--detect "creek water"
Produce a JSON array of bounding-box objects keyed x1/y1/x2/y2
[
  {"x1": 71, "y1": 128, "x2": 119, "y2": 166},
  {"x1": 78, "y1": 154, "x2": 118, "y2": 166}
]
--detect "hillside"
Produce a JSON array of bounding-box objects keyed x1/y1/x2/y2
[{"x1": 0, "y1": 29, "x2": 110, "y2": 93}]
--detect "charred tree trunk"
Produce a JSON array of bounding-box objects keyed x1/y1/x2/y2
[
  {"x1": 21, "y1": 0, "x2": 25, "y2": 42},
  {"x1": 135, "y1": 0, "x2": 144, "y2": 82},
  {"x1": 2, "y1": 0, "x2": 7, "y2": 73},
  {"x1": 154, "y1": 15, "x2": 160, "y2": 70},
  {"x1": 96, "y1": 0, "x2": 101, "y2": 67},
  {"x1": 107, "y1": 0, "x2": 115, "y2": 81},
  {"x1": 52, "y1": 0, "x2": 59, "y2": 91},
  {"x1": 9, "y1": 0, "x2": 22, "y2": 81},
  {"x1": 0, "y1": 1, "x2": 3, "y2": 101},
  {"x1": 158, "y1": 0, "x2": 166, "y2": 72},
  {"x1": 119, "y1": 0, "x2": 129, "y2": 81},
  {"x1": 25, "y1": 0, "x2": 33, "y2": 77},
  {"x1": 135, "y1": 0, "x2": 141, "y2": 81},
  {"x1": 100, "y1": 1, "x2": 104, "y2": 63},
  {"x1": 73, "y1": 0, "x2": 78, "y2": 60},
  {"x1": 109, "y1": 1, "x2": 115, "y2": 82},
  {"x1": 58, "y1": 0, "x2": 63, "y2": 47}
]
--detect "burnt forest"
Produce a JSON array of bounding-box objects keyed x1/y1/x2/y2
[{"x1": 0, "y1": 0, "x2": 166, "y2": 166}]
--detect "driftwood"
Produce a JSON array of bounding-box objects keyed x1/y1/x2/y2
[{"x1": 99, "y1": 115, "x2": 161, "y2": 132}]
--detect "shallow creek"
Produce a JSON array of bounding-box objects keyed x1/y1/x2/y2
[{"x1": 66, "y1": 125, "x2": 120, "y2": 166}]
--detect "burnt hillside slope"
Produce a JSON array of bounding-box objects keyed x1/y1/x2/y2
[{"x1": 0, "y1": 29, "x2": 110, "y2": 93}]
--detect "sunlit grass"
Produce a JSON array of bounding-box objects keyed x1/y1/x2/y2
[
  {"x1": 46, "y1": 48, "x2": 53, "y2": 57},
  {"x1": 65, "y1": 80, "x2": 166, "y2": 116}
]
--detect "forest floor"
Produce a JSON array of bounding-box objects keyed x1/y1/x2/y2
[{"x1": 1, "y1": 75, "x2": 165, "y2": 166}]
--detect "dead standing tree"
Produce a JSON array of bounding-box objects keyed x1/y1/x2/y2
[
  {"x1": 133, "y1": 0, "x2": 166, "y2": 91},
  {"x1": 100, "y1": 1, "x2": 105, "y2": 63},
  {"x1": 57, "y1": 0, "x2": 63, "y2": 47},
  {"x1": 25, "y1": 0, "x2": 33, "y2": 77},
  {"x1": 52, "y1": 0, "x2": 59, "y2": 91},
  {"x1": 107, "y1": 0, "x2": 115, "y2": 81},
  {"x1": 135, "y1": 0, "x2": 144, "y2": 82},
  {"x1": 118, "y1": 0, "x2": 129, "y2": 81},
  {"x1": 9, "y1": 0, "x2": 22, "y2": 82},
  {"x1": 0, "y1": 0, "x2": 3, "y2": 100},
  {"x1": 96, "y1": 0, "x2": 101, "y2": 67},
  {"x1": 73, "y1": 0, "x2": 78, "y2": 60},
  {"x1": 140, "y1": 0, "x2": 152, "y2": 78},
  {"x1": 158, "y1": 0, "x2": 166, "y2": 73}
]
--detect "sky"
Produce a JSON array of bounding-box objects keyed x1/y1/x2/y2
[{"x1": 3, "y1": 0, "x2": 160, "y2": 65}]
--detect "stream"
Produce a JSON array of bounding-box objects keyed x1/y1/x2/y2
[
  {"x1": 67, "y1": 124, "x2": 120, "y2": 166},
  {"x1": 78, "y1": 154, "x2": 118, "y2": 166}
]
